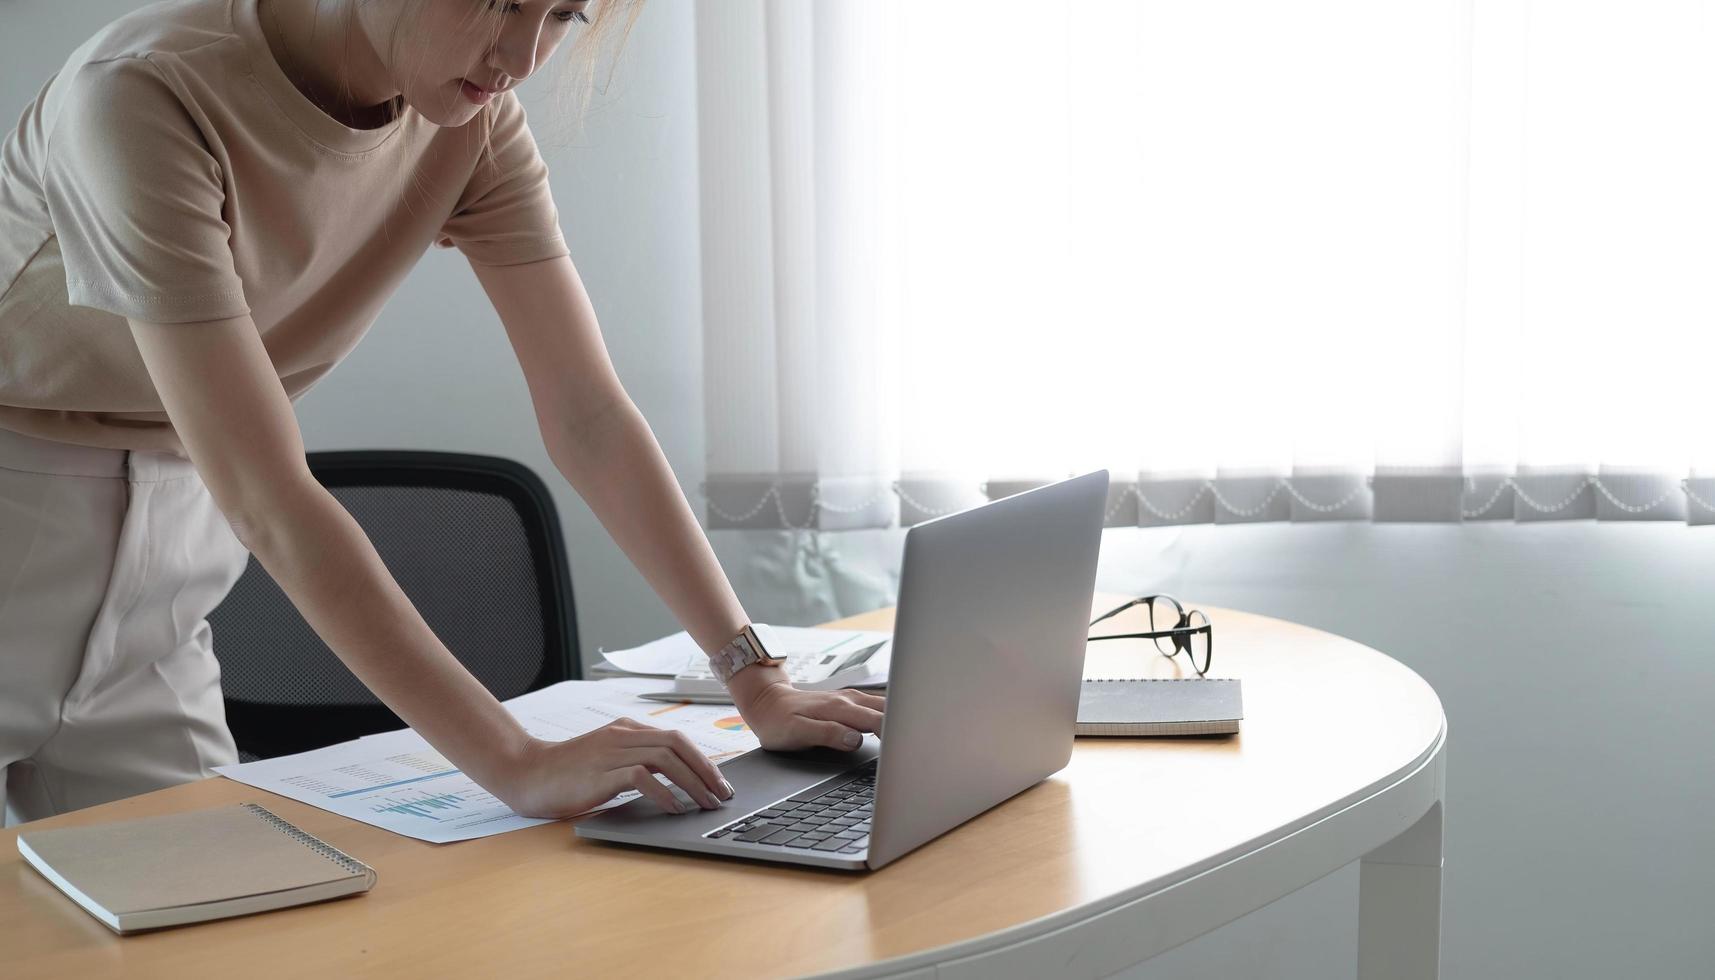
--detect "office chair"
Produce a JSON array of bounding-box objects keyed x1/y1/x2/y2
[{"x1": 208, "y1": 451, "x2": 579, "y2": 762}]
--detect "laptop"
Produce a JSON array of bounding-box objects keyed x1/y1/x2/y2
[{"x1": 574, "y1": 469, "x2": 1110, "y2": 871}]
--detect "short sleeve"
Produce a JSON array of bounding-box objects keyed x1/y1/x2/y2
[
  {"x1": 438, "y1": 92, "x2": 570, "y2": 267},
  {"x1": 42, "y1": 57, "x2": 249, "y2": 324}
]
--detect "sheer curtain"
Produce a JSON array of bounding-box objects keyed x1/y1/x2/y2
[{"x1": 694, "y1": 0, "x2": 1715, "y2": 530}]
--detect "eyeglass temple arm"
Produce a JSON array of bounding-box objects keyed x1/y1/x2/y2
[
  {"x1": 1087, "y1": 625, "x2": 1210, "y2": 641},
  {"x1": 1089, "y1": 596, "x2": 1149, "y2": 627}
]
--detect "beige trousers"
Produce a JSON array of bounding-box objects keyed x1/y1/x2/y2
[{"x1": 0, "y1": 428, "x2": 249, "y2": 826}]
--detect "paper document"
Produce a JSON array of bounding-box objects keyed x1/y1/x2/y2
[
  {"x1": 214, "y1": 726, "x2": 553, "y2": 843},
  {"x1": 591, "y1": 631, "x2": 703, "y2": 677},
  {"x1": 214, "y1": 678, "x2": 763, "y2": 843},
  {"x1": 595, "y1": 625, "x2": 892, "y2": 681}
]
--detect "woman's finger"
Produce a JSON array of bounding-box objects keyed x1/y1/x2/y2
[
  {"x1": 626, "y1": 746, "x2": 723, "y2": 810},
  {"x1": 840, "y1": 689, "x2": 887, "y2": 710},
  {"x1": 616, "y1": 763, "x2": 687, "y2": 815},
  {"x1": 610, "y1": 723, "x2": 734, "y2": 801},
  {"x1": 802, "y1": 718, "x2": 866, "y2": 751},
  {"x1": 810, "y1": 696, "x2": 884, "y2": 734}
]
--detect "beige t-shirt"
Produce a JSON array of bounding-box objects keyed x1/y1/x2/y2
[{"x1": 0, "y1": 0, "x2": 571, "y2": 455}]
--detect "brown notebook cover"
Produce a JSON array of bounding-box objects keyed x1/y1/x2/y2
[{"x1": 17, "y1": 803, "x2": 375, "y2": 934}]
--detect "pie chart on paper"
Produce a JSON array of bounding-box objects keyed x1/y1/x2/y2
[{"x1": 714, "y1": 716, "x2": 750, "y2": 733}]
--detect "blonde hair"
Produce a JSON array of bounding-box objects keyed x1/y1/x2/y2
[
  {"x1": 451, "y1": 1, "x2": 645, "y2": 203},
  {"x1": 554, "y1": 0, "x2": 647, "y2": 129},
  {"x1": 300, "y1": 0, "x2": 645, "y2": 216},
  {"x1": 460, "y1": 0, "x2": 646, "y2": 145},
  {"x1": 309, "y1": 0, "x2": 645, "y2": 137}
]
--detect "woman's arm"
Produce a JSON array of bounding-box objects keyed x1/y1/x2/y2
[
  {"x1": 470, "y1": 255, "x2": 885, "y2": 750},
  {"x1": 128, "y1": 313, "x2": 731, "y2": 818}
]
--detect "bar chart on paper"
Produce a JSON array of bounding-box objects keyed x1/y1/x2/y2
[
  {"x1": 216, "y1": 735, "x2": 559, "y2": 843},
  {"x1": 371, "y1": 792, "x2": 466, "y2": 820},
  {"x1": 214, "y1": 678, "x2": 766, "y2": 843}
]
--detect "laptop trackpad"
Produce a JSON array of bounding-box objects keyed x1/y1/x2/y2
[{"x1": 577, "y1": 738, "x2": 880, "y2": 835}]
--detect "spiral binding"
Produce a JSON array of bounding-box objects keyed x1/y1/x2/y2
[{"x1": 242, "y1": 803, "x2": 372, "y2": 877}]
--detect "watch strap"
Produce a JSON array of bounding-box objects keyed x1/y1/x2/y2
[{"x1": 710, "y1": 624, "x2": 784, "y2": 685}]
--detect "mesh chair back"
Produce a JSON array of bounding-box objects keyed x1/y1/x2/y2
[{"x1": 209, "y1": 451, "x2": 578, "y2": 760}]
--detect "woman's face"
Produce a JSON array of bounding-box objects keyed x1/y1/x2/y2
[{"x1": 357, "y1": 0, "x2": 592, "y2": 126}]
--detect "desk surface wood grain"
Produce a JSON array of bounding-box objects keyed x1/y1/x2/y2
[{"x1": 2, "y1": 593, "x2": 1443, "y2": 979}]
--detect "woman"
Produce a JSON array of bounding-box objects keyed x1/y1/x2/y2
[{"x1": 0, "y1": 0, "x2": 884, "y2": 825}]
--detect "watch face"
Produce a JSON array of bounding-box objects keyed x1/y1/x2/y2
[{"x1": 750, "y1": 623, "x2": 786, "y2": 663}]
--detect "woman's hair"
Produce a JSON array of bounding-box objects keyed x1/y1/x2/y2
[
  {"x1": 314, "y1": 0, "x2": 645, "y2": 140},
  {"x1": 461, "y1": 0, "x2": 647, "y2": 183},
  {"x1": 463, "y1": 0, "x2": 646, "y2": 145},
  {"x1": 552, "y1": 0, "x2": 647, "y2": 131},
  {"x1": 311, "y1": 0, "x2": 645, "y2": 218}
]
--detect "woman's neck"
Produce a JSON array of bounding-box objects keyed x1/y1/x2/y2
[{"x1": 260, "y1": 0, "x2": 398, "y2": 127}]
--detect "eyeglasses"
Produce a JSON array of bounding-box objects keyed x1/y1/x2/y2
[{"x1": 1087, "y1": 594, "x2": 1213, "y2": 677}]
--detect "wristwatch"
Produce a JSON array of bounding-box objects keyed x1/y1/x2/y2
[{"x1": 710, "y1": 623, "x2": 787, "y2": 685}]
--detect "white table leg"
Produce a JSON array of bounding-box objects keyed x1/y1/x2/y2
[{"x1": 1358, "y1": 799, "x2": 1443, "y2": 980}]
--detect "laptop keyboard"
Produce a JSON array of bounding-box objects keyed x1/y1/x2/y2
[{"x1": 706, "y1": 761, "x2": 876, "y2": 855}]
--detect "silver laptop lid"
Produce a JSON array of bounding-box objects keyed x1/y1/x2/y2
[{"x1": 865, "y1": 470, "x2": 1109, "y2": 869}]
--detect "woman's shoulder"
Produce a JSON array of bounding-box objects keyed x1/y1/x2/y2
[
  {"x1": 38, "y1": 1, "x2": 254, "y2": 154},
  {"x1": 62, "y1": 0, "x2": 240, "y2": 74}
]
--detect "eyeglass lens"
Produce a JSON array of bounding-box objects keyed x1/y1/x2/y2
[
  {"x1": 1146, "y1": 596, "x2": 1184, "y2": 658},
  {"x1": 1185, "y1": 608, "x2": 1211, "y2": 675}
]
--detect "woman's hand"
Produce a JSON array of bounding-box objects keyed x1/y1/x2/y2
[
  {"x1": 494, "y1": 719, "x2": 736, "y2": 819},
  {"x1": 728, "y1": 666, "x2": 887, "y2": 751}
]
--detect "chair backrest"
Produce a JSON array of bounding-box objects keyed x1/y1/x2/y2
[{"x1": 209, "y1": 451, "x2": 578, "y2": 761}]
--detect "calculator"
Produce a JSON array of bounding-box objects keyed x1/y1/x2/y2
[{"x1": 669, "y1": 637, "x2": 889, "y2": 697}]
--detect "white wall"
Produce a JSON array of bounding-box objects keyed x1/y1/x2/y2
[{"x1": 7, "y1": 4, "x2": 1713, "y2": 977}]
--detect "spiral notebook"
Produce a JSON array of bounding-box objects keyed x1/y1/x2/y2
[
  {"x1": 16, "y1": 803, "x2": 375, "y2": 934},
  {"x1": 1077, "y1": 677, "x2": 1243, "y2": 736}
]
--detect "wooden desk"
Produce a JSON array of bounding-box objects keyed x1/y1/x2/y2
[{"x1": 2, "y1": 594, "x2": 1446, "y2": 979}]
